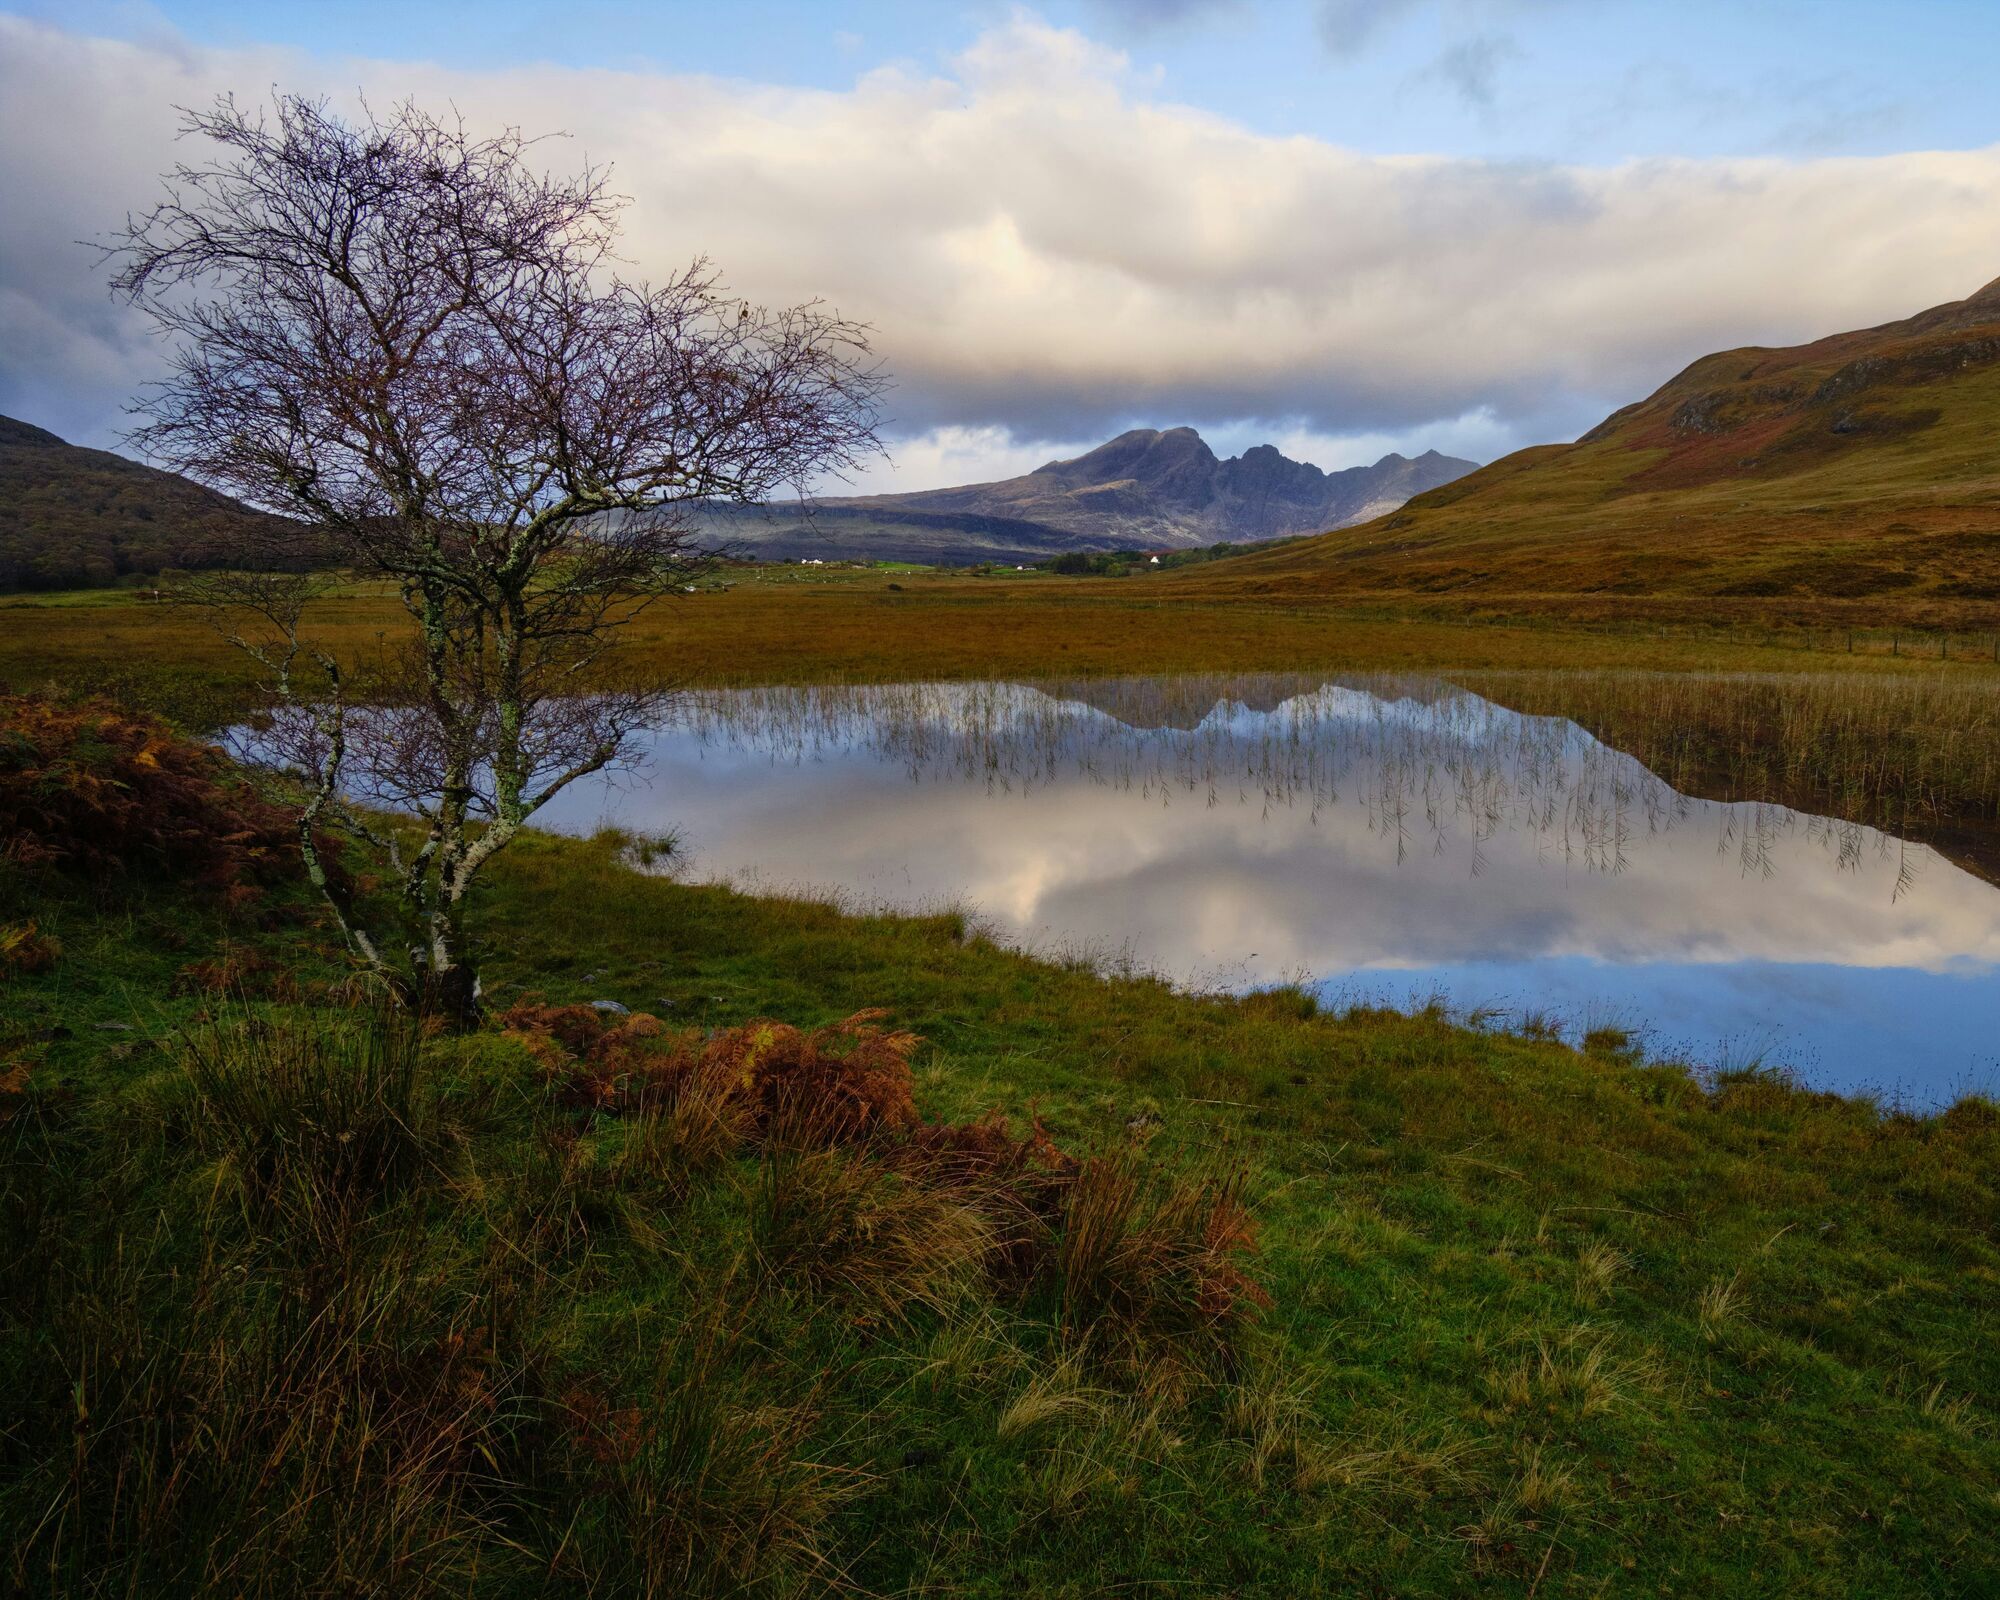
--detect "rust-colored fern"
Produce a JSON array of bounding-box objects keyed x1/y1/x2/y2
[{"x1": 0, "y1": 692, "x2": 313, "y2": 897}]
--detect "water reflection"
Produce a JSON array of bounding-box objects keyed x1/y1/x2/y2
[{"x1": 535, "y1": 675, "x2": 2000, "y2": 1105}]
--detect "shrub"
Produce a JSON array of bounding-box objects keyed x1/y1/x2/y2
[{"x1": 501, "y1": 1001, "x2": 923, "y2": 1142}]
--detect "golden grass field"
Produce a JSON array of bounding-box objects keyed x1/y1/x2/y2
[{"x1": 7, "y1": 565, "x2": 1997, "y2": 707}]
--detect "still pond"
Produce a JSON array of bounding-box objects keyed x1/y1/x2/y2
[{"x1": 533, "y1": 675, "x2": 2000, "y2": 1107}]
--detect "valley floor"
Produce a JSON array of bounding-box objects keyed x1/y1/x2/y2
[
  {"x1": 3, "y1": 584, "x2": 1998, "y2": 1595},
  {"x1": 7, "y1": 568, "x2": 1999, "y2": 724}
]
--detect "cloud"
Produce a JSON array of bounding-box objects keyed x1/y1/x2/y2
[
  {"x1": 1424, "y1": 31, "x2": 1520, "y2": 108},
  {"x1": 3, "y1": 11, "x2": 2000, "y2": 490},
  {"x1": 837, "y1": 424, "x2": 1096, "y2": 495},
  {"x1": 1080, "y1": 0, "x2": 1247, "y2": 31},
  {"x1": 1314, "y1": 0, "x2": 1426, "y2": 55}
]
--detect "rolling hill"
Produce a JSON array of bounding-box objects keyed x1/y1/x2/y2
[
  {"x1": 1216, "y1": 278, "x2": 2000, "y2": 608},
  {"x1": 0, "y1": 415, "x2": 301, "y2": 591},
  {"x1": 697, "y1": 428, "x2": 1475, "y2": 563}
]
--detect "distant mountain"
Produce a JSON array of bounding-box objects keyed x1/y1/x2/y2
[
  {"x1": 1218, "y1": 277, "x2": 2000, "y2": 606},
  {"x1": 697, "y1": 429, "x2": 1477, "y2": 564},
  {"x1": 0, "y1": 415, "x2": 303, "y2": 591}
]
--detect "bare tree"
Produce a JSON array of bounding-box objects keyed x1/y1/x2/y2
[{"x1": 107, "y1": 94, "x2": 885, "y2": 1019}]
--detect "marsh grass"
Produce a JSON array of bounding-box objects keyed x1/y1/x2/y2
[
  {"x1": 8, "y1": 570, "x2": 1995, "y2": 735},
  {"x1": 1464, "y1": 667, "x2": 2000, "y2": 842}
]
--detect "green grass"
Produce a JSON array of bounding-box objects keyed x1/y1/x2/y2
[{"x1": 6, "y1": 821, "x2": 1997, "y2": 1596}]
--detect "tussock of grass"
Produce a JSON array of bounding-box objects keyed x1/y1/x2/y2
[
  {"x1": 995, "y1": 1352, "x2": 1112, "y2": 1441},
  {"x1": 754, "y1": 1146, "x2": 994, "y2": 1321},
  {"x1": 1697, "y1": 1271, "x2": 1750, "y2": 1343},
  {"x1": 1572, "y1": 1237, "x2": 1630, "y2": 1306},
  {"x1": 1054, "y1": 1157, "x2": 1270, "y2": 1369},
  {"x1": 169, "y1": 1011, "x2": 445, "y2": 1240}
]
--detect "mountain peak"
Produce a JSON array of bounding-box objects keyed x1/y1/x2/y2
[
  {"x1": 800, "y1": 426, "x2": 1477, "y2": 556},
  {"x1": 1033, "y1": 425, "x2": 1220, "y2": 488}
]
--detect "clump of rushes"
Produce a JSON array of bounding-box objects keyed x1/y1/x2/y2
[
  {"x1": 1054, "y1": 1157, "x2": 1270, "y2": 1370},
  {"x1": 167, "y1": 1010, "x2": 447, "y2": 1249}
]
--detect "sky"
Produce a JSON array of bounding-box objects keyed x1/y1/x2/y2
[{"x1": 4, "y1": 0, "x2": 2000, "y2": 491}]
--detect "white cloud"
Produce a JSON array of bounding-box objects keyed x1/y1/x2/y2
[
  {"x1": 3, "y1": 11, "x2": 1999, "y2": 492},
  {"x1": 834, "y1": 425, "x2": 1099, "y2": 495}
]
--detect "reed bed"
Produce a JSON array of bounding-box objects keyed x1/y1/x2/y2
[
  {"x1": 656, "y1": 672, "x2": 1931, "y2": 883},
  {"x1": 1462, "y1": 668, "x2": 2000, "y2": 831}
]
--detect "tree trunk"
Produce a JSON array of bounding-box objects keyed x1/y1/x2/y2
[{"x1": 424, "y1": 959, "x2": 482, "y2": 1030}]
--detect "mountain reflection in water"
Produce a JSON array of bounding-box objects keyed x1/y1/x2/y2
[{"x1": 535, "y1": 675, "x2": 2000, "y2": 1105}]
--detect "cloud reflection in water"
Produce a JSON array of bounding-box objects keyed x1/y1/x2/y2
[{"x1": 537, "y1": 676, "x2": 2000, "y2": 1104}]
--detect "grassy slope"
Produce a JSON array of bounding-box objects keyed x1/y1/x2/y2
[
  {"x1": 0, "y1": 415, "x2": 299, "y2": 592},
  {"x1": 1215, "y1": 280, "x2": 2000, "y2": 609},
  {"x1": 6, "y1": 822, "x2": 1998, "y2": 1597}
]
